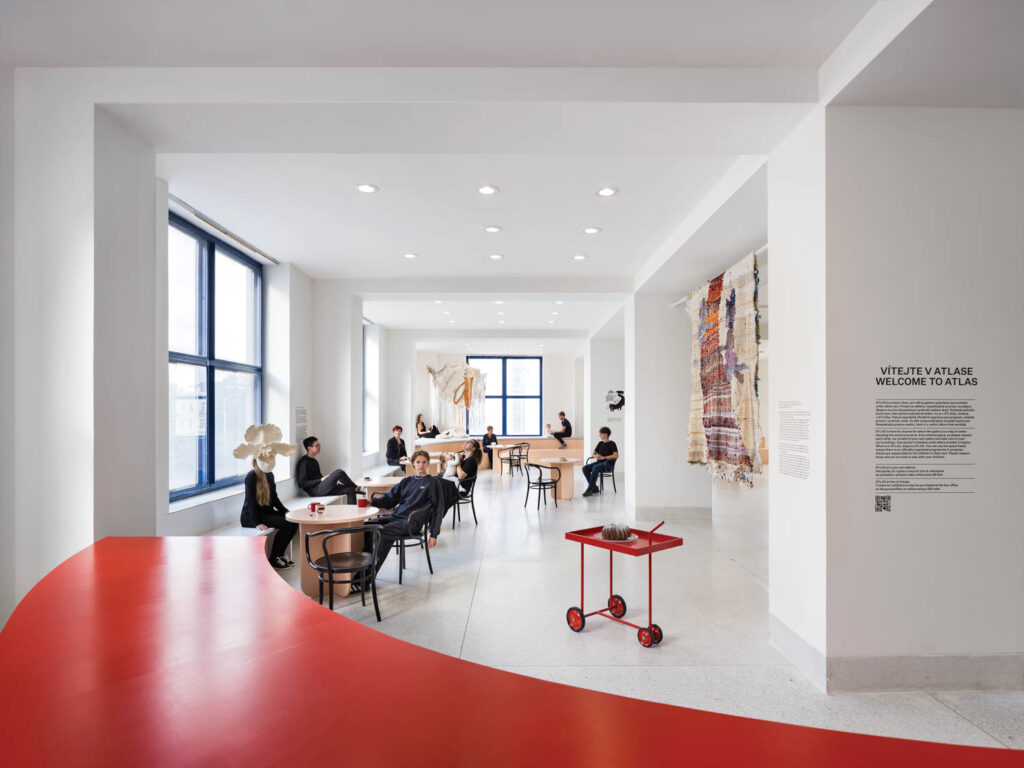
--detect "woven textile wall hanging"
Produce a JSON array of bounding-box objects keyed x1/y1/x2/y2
[{"x1": 684, "y1": 253, "x2": 762, "y2": 487}]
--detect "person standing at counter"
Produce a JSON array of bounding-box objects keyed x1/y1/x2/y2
[
  {"x1": 582, "y1": 427, "x2": 619, "y2": 498},
  {"x1": 386, "y1": 425, "x2": 408, "y2": 467},
  {"x1": 295, "y1": 436, "x2": 359, "y2": 504}
]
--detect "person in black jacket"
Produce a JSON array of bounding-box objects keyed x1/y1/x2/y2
[
  {"x1": 294, "y1": 436, "x2": 359, "y2": 503},
  {"x1": 361, "y1": 450, "x2": 457, "y2": 575},
  {"x1": 241, "y1": 460, "x2": 298, "y2": 569},
  {"x1": 481, "y1": 425, "x2": 499, "y2": 466},
  {"x1": 385, "y1": 425, "x2": 408, "y2": 467}
]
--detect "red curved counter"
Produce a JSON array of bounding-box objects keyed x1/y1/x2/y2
[{"x1": 0, "y1": 537, "x2": 1019, "y2": 767}]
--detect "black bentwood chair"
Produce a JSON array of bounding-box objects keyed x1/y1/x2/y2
[
  {"x1": 452, "y1": 474, "x2": 478, "y2": 529},
  {"x1": 524, "y1": 462, "x2": 561, "y2": 510},
  {"x1": 584, "y1": 456, "x2": 618, "y2": 493},
  {"x1": 499, "y1": 444, "x2": 525, "y2": 477},
  {"x1": 370, "y1": 491, "x2": 435, "y2": 586},
  {"x1": 304, "y1": 527, "x2": 381, "y2": 621}
]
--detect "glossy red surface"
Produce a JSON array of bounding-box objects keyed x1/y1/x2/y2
[
  {"x1": 1, "y1": 537, "x2": 1021, "y2": 767},
  {"x1": 566, "y1": 525, "x2": 683, "y2": 555}
]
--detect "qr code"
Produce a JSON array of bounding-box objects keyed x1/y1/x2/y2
[{"x1": 875, "y1": 495, "x2": 891, "y2": 512}]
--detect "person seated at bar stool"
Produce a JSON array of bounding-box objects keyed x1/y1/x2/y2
[
  {"x1": 481, "y1": 425, "x2": 499, "y2": 466},
  {"x1": 415, "y1": 413, "x2": 440, "y2": 439},
  {"x1": 294, "y1": 436, "x2": 360, "y2": 504},
  {"x1": 441, "y1": 439, "x2": 481, "y2": 495},
  {"x1": 386, "y1": 425, "x2": 408, "y2": 467},
  {"x1": 548, "y1": 411, "x2": 572, "y2": 448},
  {"x1": 582, "y1": 426, "x2": 619, "y2": 498},
  {"x1": 359, "y1": 450, "x2": 451, "y2": 579},
  {"x1": 234, "y1": 424, "x2": 298, "y2": 569}
]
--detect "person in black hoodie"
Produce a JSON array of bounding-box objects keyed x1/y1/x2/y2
[
  {"x1": 361, "y1": 450, "x2": 457, "y2": 575},
  {"x1": 294, "y1": 436, "x2": 359, "y2": 504}
]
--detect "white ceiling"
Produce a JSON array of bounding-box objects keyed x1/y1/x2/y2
[
  {"x1": 0, "y1": 1, "x2": 874, "y2": 67},
  {"x1": 364, "y1": 298, "x2": 621, "y2": 333},
  {"x1": 158, "y1": 153, "x2": 738, "y2": 280},
  {"x1": 415, "y1": 338, "x2": 586, "y2": 356},
  {"x1": 834, "y1": 0, "x2": 1024, "y2": 108}
]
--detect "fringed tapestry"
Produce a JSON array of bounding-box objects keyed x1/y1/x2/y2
[
  {"x1": 684, "y1": 253, "x2": 762, "y2": 486},
  {"x1": 427, "y1": 363, "x2": 486, "y2": 433}
]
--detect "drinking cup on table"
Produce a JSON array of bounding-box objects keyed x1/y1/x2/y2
[
  {"x1": 316, "y1": 503, "x2": 325, "y2": 515},
  {"x1": 308, "y1": 502, "x2": 318, "y2": 514},
  {"x1": 357, "y1": 498, "x2": 368, "y2": 508}
]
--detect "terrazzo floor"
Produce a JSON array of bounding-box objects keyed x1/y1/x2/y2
[{"x1": 278, "y1": 470, "x2": 1024, "y2": 749}]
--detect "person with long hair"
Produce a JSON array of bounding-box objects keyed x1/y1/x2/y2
[
  {"x1": 241, "y1": 458, "x2": 298, "y2": 569},
  {"x1": 415, "y1": 413, "x2": 440, "y2": 439},
  {"x1": 441, "y1": 438, "x2": 481, "y2": 495}
]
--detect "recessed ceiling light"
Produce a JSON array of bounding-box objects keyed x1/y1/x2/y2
[
  {"x1": 498, "y1": 320, "x2": 507, "y2": 324},
  {"x1": 356, "y1": 184, "x2": 379, "y2": 194},
  {"x1": 442, "y1": 311, "x2": 451, "y2": 315},
  {"x1": 573, "y1": 254, "x2": 588, "y2": 261},
  {"x1": 596, "y1": 187, "x2": 617, "y2": 197},
  {"x1": 548, "y1": 320, "x2": 556, "y2": 324},
  {"x1": 583, "y1": 226, "x2": 602, "y2": 235},
  {"x1": 434, "y1": 300, "x2": 443, "y2": 304},
  {"x1": 403, "y1": 253, "x2": 417, "y2": 260},
  {"x1": 493, "y1": 300, "x2": 504, "y2": 305},
  {"x1": 478, "y1": 185, "x2": 499, "y2": 195},
  {"x1": 551, "y1": 311, "x2": 561, "y2": 316},
  {"x1": 489, "y1": 254, "x2": 504, "y2": 260},
  {"x1": 484, "y1": 225, "x2": 502, "y2": 233},
  {"x1": 496, "y1": 311, "x2": 505, "y2": 315},
  {"x1": 555, "y1": 300, "x2": 564, "y2": 305}
]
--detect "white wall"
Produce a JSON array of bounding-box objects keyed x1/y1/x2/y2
[
  {"x1": 766, "y1": 109, "x2": 829, "y2": 687},
  {"x1": 624, "y1": 292, "x2": 712, "y2": 521},
  {"x1": 824, "y1": 107, "x2": 1024, "y2": 684},
  {"x1": 542, "y1": 354, "x2": 577, "y2": 436},
  {"x1": 587, "y1": 337, "x2": 625, "y2": 458},
  {"x1": 93, "y1": 107, "x2": 159, "y2": 538},
  {"x1": 0, "y1": 68, "x2": 15, "y2": 624}
]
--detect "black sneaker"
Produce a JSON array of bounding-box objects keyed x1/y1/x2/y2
[
  {"x1": 270, "y1": 556, "x2": 291, "y2": 570},
  {"x1": 582, "y1": 489, "x2": 595, "y2": 498}
]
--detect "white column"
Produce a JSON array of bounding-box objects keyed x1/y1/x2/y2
[{"x1": 0, "y1": 68, "x2": 15, "y2": 624}]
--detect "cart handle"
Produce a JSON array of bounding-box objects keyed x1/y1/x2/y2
[{"x1": 649, "y1": 520, "x2": 665, "y2": 545}]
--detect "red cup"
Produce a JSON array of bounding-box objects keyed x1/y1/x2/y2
[
  {"x1": 308, "y1": 502, "x2": 318, "y2": 513},
  {"x1": 357, "y1": 498, "x2": 368, "y2": 508}
]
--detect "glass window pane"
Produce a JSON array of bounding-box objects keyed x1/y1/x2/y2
[
  {"x1": 469, "y1": 398, "x2": 504, "y2": 436},
  {"x1": 507, "y1": 399, "x2": 540, "y2": 436},
  {"x1": 169, "y1": 363, "x2": 207, "y2": 491},
  {"x1": 506, "y1": 358, "x2": 540, "y2": 396},
  {"x1": 468, "y1": 357, "x2": 503, "y2": 396},
  {"x1": 214, "y1": 369, "x2": 258, "y2": 481},
  {"x1": 168, "y1": 226, "x2": 201, "y2": 355},
  {"x1": 214, "y1": 250, "x2": 258, "y2": 364}
]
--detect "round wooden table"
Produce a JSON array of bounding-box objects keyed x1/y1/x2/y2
[
  {"x1": 285, "y1": 504, "x2": 379, "y2": 597},
  {"x1": 532, "y1": 457, "x2": 586, "y2": 499}
]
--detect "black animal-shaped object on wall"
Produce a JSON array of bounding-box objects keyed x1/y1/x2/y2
[{"x1": 606, "y1": 390, "x2": 625, "y2": 412}]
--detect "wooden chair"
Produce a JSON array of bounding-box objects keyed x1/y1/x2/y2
[
  {"x1": 524, "y1": 462, "x2": 560, "y2": 510},
  {"x1": 304, "y1": 527, "x2": 381, "y2": 620}
]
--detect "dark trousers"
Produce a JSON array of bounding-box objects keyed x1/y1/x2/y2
[
  {"x1": 552, "y1": 429, "x2": 568, "y2": 446},
  {"x1": 254, "y1": 509, "x2": 298, "y2": 561},
  {"x1": 362, "y1": 517, "x2": 420, "y2": 573},
  {"x1": 582, "y1": 460, "x2": 613, "y2": 492},
  {"x1": 313, "y1": 469, "x2": 357, "y2": 504}
]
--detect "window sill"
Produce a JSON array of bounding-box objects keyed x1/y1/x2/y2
[{"x1": 169, "y1": 485, "x2": 244, "y2": 514}]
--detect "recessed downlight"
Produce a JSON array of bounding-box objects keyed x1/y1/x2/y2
[
  {"x1": 478, "y1": 185, "x2": 500, "y2": 195},
  {"x1": 434, "y1": 300, "x2": 443, "y2": 304},
  {"x1": 493, "y1": 300, "x2": 505, "y2": 305},
  {"x1": 484, "y1": 225, "x2": 503, "y2": 233},
  {"x1": 356, "y1": 183, "x2": 379, "y2": 194},
  {"x1": 403, "y1": 253, "x2": 417, "y2": 260},
  {"x1": 442, "y1": 311, "x2": 451, "y2": 315},
  {"x1": 573, "y1": 254, "x2": 588, "y2": 261},
  {"x1": 496, "y1": 311, "x2": 505, "y2": 315},
  {"x1": 498, "y1": 319, "x2": 507, "y2": 325},
  {"x1": 555, "y1": 300, "x2": 564, "y2": 305},
  {"x1": 551, "y1": 311, "x2": 561, "y2": 316},
  {"x1": 489, "y1": 253, "x2": 504, "y2": 260},
  {"x1": 596, "y1": 187, "x2": 617, "y2": 197},
  {"x1": 583, "y1": 226, "x2": 602, "y2": 234}
]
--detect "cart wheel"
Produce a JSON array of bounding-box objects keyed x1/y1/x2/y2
[
  {"x1": 566, "y1": 607, "x2": 586, "y2": 632},
  {"x1": 650, "y1": 624, "x2": 663, "y2": 644},
  {"x1": 637, "y1": 626, "x2": 654, "y2": 647},
  {"x1": 607, "y1": 594, "x2": 627, "y2": 619}
]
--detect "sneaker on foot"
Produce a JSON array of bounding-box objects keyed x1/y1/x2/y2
[
  {"x1": 558, "y1": 444, "x2": 567, "y2": 449},
  {"x1": 270, "y1": 556, "x2": 291, "y2": 570},
  {"x1": 582, "y1": 489, "x2": 595, "y2": 497}
]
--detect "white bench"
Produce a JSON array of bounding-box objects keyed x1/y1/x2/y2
[{"x1": 206, "y1": 494, "x2": 343, "y2": 561}]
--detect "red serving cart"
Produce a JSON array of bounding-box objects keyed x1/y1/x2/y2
[{"x1": 564, "y1": 522, "x2": 683, "y2": 647}]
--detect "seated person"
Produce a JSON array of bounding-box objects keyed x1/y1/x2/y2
[
  {"x1": 240, "y1": 460, "x2": 297, "y2": 570},
  {"x1": 386, "y1": 425, "x2": 408, "y2": 466},
  {"x1": 550, "y1": 411, "x2": 572, "y2": 448},
  {"x1": 415, "y1": 413, "x2": 441, "y2": 439},
  {"x1": 481, "y1": 426, "x2": 499, "y2": 464},
  {"x1": 294, "y1": 436, "x2": 359, "y2": 504},
  {"x1": 441, "y1": 439, "x2": 481, "y2": 495},
  {"x1": 582, "y1": 426, "x2": 619, "y2": 497},
  {"x1": 360, "y1": 450, "x2": 457, "y2": 577}
]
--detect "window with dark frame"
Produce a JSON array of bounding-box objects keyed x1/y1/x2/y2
[
  {"x1": 466, "y1": 356, "x2": 542, "y2": 437},
  {"x1": 168, "y1": 212, "x2": 263, "y2": 500}
]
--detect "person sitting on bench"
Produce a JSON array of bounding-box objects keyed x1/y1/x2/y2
[
  {"x1": 481, "y1": 425, "x2": 499, "y2": 465},
  {"x1": 441, "y1": 439, "x2": 481, "y2": 495},
  {"x1": 360, "y1": 450, "x2": 456, "y2": 577},
  {"x1": 386, "y1": 425, "x2": 408, "y2": 466},
  {"x1": 294, "y1": 436, "x2": 359, "y2": 504},
  {"x1": 416, "y1": 413, "x2": 440, "y2": 439},
  {"x1": 549, "y1": 411, "x2": 572, "y2": 448},
  {"x1": 582, "y1": 426, "x2": 619, "y2": 497}
]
